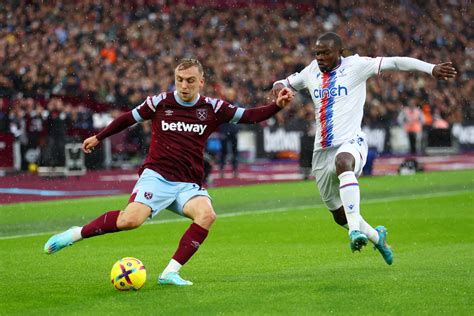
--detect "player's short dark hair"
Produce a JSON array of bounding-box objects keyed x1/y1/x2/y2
[
  {"x1": 317, "y1": 32, "x2": 343, "y2": 51},
  {"x1": 176, "y1": 58, "x2": 204, "y2": 76}
]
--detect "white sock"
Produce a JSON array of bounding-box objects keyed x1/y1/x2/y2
[
  {"x1": 359, "y1": 217, "x2": 379, "y2": 244},
  {"x1": 161, "y1": 259, "x2": 182, "y2": 276},
  {"x1": 71, "y1": 226, "x2": 83, "y2": 242},
  {"x1": 338, "y1": 171, "x2": 361, "y2": 233}
]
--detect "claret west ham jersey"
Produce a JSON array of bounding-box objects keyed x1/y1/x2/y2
[
  {"x1": 283, "y1": 54, "x2": 383, "y2": 150},
  {"x1": 131, "y1": 91, "x2": 244, "y2": 185}
]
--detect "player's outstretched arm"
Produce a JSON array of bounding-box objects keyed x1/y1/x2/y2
[
  {"x1": 82, "y1": 111, "x2": 136, "y2": 154},
  {"x1": 237, "y1": 88, "x2": 294, "y2": 124},
  {"x1": 275, "y1": 87, "x2": 295, "y2": 108},
  {"x1": 82, "y1": 135, "x2": 100, "y2": 154},
  {"x1": 271, "y1": 82, "x2": 286, "y2": 98},
  {"x1": 380, "y1": 57, "x2": 457, "y2": 80},
  {"x1": 432, "y1": 62, "x2": 457, "y2": 80}
]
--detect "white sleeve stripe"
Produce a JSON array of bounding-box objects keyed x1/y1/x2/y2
[
  {"x1": 148, "y1": 93, "x2": 166, "y2": 108},
  {"x1": 230, "y1": 107, "x2": 245, "y2": 123},
  {"x1": 132, "y1": 108, "x2": 143, "y2": 122},
  {"x1": 214, "y1": 100, "x2": 223, "y2": 113},
  {"x1": 273, "y1": 79, "x2": 288, "y2": 87},
  {"x1": 146, "y1": 97, "x2": 156, "y2": 112}
]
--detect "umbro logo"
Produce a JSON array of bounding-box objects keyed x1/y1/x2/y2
[{"x1": 165, "y1": 110, "x2": 174, "y2": 116}]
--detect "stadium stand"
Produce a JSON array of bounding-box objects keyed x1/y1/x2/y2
[{"x1": 0, "y1": 0, "x2": 472, "y2": 170}]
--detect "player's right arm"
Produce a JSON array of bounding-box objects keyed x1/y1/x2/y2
[
  {"x1": 378, "y1": 57, "x2": 456, "y2": 80},
  {"x1": 271, "y1": 62, "x2": 313, "y2": 97},
  {"x1": 82, "y1": 95, "x2": 163, "y2": 154}
]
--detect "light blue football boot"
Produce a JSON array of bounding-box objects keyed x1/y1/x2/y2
[
  {"x1": 158, "y1": 272, "x2": 193, "y2": 286},
  {"x1": 44, "y1": 226, "x2": 80, "y2": 254},
  {"x1": 349, "y1": 230, "x2": 368, "y2": 252},
  {"x1": 374, "y1": 226, "x2": 393, "y2": 265}
]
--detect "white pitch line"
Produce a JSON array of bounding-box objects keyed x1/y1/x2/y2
[{"x1": 0, "y1": 189, "x2": 472, "y2": 241}]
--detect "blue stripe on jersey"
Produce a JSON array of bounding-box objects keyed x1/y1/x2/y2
[
  {"x1": 132, "y1": 108, "x2": 143, "y2": 122},
  {"x1": 174, "y1": 91, "x2": 200, "y2": 107},
  {"x1": 230, "y1": 107, "x2": 245, "y2": 123}
]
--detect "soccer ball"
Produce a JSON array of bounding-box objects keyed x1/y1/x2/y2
[{"x1": 110, "y1": 257, "x2": 147, "y2": 291}]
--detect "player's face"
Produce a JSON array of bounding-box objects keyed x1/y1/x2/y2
[
  {"x1": 315, "y1": 40, "x2": 341, "y2": 73},
  {"x1": 175, "y1": 66, "x2": 204, "y2": 102}
]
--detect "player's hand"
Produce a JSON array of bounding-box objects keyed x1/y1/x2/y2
[
  {"x1": 432, "y1": 62, "x2": 457, "y2": 80},
  {"x1": 82, "y1": 135, "x2": 100, "y2": 154},
  {"x1": 271, "y1": 83, "x2": 286, "y2": 97},
  {"x1": 276, "y1": 87, "x2": 295, "y2": 108}
]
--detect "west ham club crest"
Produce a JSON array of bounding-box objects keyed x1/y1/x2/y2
[
  {"x1": 144, "y1": 192, "x2": 153, "y2": 200},
  {"x1": 196, "y1": 108, "x2": 208, "y2": 121}
]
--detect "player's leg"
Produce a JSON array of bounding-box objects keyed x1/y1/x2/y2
[
  {"x1": 160, "y1": 190, "x2": 215, "y2": 286},
  {"x1": 330, "y1": 206, "x2": 377, "y2": 242},
  {"x1": 330, "y1": 206, "x2": 348, "y2": 229},
  {"x1": 330, "y1": 206, "x2": 392, "y2": 263},
  {"x1": 44, "y1": 202, "x2": 151, "y2": 254},
  {"x1": 335, "y1": 135, "x2": 371, "y2": 251},
  {"x1": 44, "y1": 168, "x2": 164, "y2": 255},
  {"x1": 336, "y1": 134, "x2": 393, "y2": 261},
  {"x1": 313, "y1": 149, "x2": 362, "y2": 247}
]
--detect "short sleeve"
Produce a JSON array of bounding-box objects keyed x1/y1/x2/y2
[
  {"x1": 286, "y1": 63, "x2": 312, "y2": 91},
  {"x1": 206, "y1": 97, "x2": 240, "y2": 124},
  {"x1": 132, "y1": 93, "x2": 167, "y2": 122},
  {"x1": 353, "y1": 56, "x2": 384, "y2": 79}
]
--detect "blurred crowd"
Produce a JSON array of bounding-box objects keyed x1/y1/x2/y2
[{"x1": 0, "y1": 0, "x2": 472, "y2": 167}]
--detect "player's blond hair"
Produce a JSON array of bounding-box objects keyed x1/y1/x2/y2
[{"x1": 176, "y1": 58, "x2": 204, "y2": 76}]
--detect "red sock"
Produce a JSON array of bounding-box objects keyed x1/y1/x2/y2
[
  {"x1": 172, "y1": 223, "x2": 209, "y2": 265},
  {"x1": 81, "y1": 210, "x2": 121, "y2": 238}
]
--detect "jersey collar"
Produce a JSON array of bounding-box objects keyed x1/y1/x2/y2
[{"x1": 174, "y1": 91, "x2": 200, "y2": 107}]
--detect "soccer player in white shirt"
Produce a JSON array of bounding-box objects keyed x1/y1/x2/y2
[{"x1": 272, "y1": 32, "x2": 457, "y2": 265}]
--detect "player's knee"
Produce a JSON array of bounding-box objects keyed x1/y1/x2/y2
[
  {"x1": 335, "y1": 152, "x2": 355, "y2": 174},
  {"x1": 117, "y1": 214, "x2": 143, "y2": 230},
  {"x1": 331, "y1": 207, "x2": 347, "y2": 227},
  {"x1": 202, "y1": 208, "x2": 217, "y2": 225},
  {"x1": 195, "y1": 208, "x2": 216, "y2": 228}
]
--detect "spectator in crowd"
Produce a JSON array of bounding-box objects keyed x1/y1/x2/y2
[
  {"x1": 0, "y1": 98, "x2": 9, "y2": 132},
  {"x1": 44, "y1": 98, "x2": 69, "y2": 167},
  {"x1": 398, "y1": 99, "x2": 425, "y2": 155},
  {"x1": 9, "y1": 100, "x2": 28, "y2": 169},
  {"x1": 219, "y1": 88, "x2": 240, "y2": 178},
  {"x1": 0, "y1": 0, "x2": 471, "y2": 164}
]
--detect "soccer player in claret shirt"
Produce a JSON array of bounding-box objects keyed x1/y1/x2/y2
[
  {"x1": 44, "y1": 58, "x2": 295, "y2": 286},
  {"x1": 272, "y1": 32, "x2": 457, "y2": 265}
]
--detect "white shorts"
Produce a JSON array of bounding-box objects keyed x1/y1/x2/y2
[
  {"x1": 129, "y1": 168, "x2": 211, "y2": 218},
  {"x1": 312, "y1": 132, "x2": 368, "y2": 210}
]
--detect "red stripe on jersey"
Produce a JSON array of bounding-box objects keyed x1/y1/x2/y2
[{"x1": 319, "y1": 73, "x2": 330, "y2": 148}]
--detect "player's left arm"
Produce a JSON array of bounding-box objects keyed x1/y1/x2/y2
[
  {"x1": 216, "y1": 88, "x2": 294, "y2": 125},
  {"x1": 237, "y1": 88, "x2": 294, "y2": 124},
  {"x1": 380, "y1": 57, "x2": 457, "y2": 80}
]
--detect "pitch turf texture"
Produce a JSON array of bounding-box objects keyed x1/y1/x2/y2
[{"x1": 1, "y1": 170, "x2": 473, "y2": 315}]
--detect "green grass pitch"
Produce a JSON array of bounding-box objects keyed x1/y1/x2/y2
[{"x1": 1, "y1": 170, "x2": 473, "y2": 315}]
